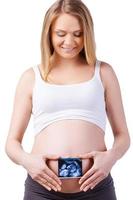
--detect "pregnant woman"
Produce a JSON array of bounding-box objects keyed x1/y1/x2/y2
[{"x1": 5, "y1": 0, "x2": 130, "y2": 199}]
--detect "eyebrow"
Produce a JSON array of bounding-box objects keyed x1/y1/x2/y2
[{"x1": 55, "y1": 29, "x2": 82, "y2": 32}]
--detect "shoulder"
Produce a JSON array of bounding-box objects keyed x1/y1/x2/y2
[
  {"x1": 16, "y1": 66, "x2": 35, "y2": 97},
  {"x1": 19, "y1": 67, "x2": 34, "y2": 81},
  {"x1": 100, "y1": 61, "x2": 116, "y2": 77},
  {"x1": 99, "y1": 61, "x2": 119, "y2": 91}
]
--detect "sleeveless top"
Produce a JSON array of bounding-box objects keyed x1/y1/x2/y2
[{"x1": 32, "y1": 60, "x2": 107, "y2": 135}]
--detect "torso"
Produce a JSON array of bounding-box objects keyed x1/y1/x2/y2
[
  {"x1": 31, "y1": 120, "x2": 106, "y2": 193},
  {"x1": 30, "y1": 61, "x2": 107, "y2": 193}
]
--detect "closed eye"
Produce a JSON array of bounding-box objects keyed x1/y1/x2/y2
[
  {"x1": 56, "y1": 31, "x2": 83, "y2": 37},
  {"x1": 56, "y1": 32, "x2": 65, "y2": 37},
  {"x1": 73, "y1": 32, "x2": 83, "y2": 37}
]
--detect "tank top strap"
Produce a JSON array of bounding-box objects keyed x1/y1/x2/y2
[
  {"x1": 94, "y1": 59, "x2": 102, "y2": 81},
  {"x1": 32, "y1": 65, "x2": 42, "y2": 82}
]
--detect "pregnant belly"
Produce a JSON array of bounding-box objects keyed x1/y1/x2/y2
[{"x1": 31, "y1": 120, "x2": 106, "y2": 193}]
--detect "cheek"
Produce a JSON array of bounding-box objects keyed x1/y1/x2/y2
[
  {"x1": 74, "y1": 37, "x2": 84, "y2": 48},
  {"x1": 52, "y1": 38, "x2": 63, "y2": 49},
  {"x1": 51, "y1": 33, "x2": 62, "y2": 45},
  {"x1": 79, "y1": 38, "x2": 84, "y2": 47}
]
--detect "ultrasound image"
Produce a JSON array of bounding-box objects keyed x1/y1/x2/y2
[{"x1": 58, "y1": 158, "x2": 82, "y2": 178}]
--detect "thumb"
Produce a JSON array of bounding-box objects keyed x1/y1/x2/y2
[
  {"x1": 43, "y1": 154, "x2": 60, "y2": 161},
  {"x1": 77, "y1": 151, "x2": 96, "y2": 159}
]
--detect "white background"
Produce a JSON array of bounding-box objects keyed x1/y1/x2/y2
[{"x1": 0, "y1": 0, "x2": 133, "y2": 199}]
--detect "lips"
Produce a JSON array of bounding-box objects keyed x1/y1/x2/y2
[
  {"x1": 61, "y1": 47, "x2": 76, "y2": 53},
  {"x1": 62, "y1": 46, "x2": 76, "y2": 49}
]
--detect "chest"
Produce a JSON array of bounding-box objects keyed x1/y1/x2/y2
[
  {"x1": 33, "y1": 79, "x2": 104, "y2": 113},
  {"x1": 47, "y1": 65, "x2": 94, "y2": 85}
]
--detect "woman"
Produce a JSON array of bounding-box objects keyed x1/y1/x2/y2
[{"x1": 5, "y1": 0, "x2": 130, "y2": 199}]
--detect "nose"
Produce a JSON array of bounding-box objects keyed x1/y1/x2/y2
[{"x1": 63, "y1": 34, "x2": 75, "y2": 46}]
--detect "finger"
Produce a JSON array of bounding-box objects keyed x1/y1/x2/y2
[
  {"x1": 80, "y1": 171, "x2": 99, "y2": 191},
  {"x1": 44, "y1": 165, "x2": 62, "y2": 186},
  {"x1": 37, "y1": 178, "x2": 51, "y2": 191},
  {"x1": 37, "y1": 176, "x2": 59, "y2": 192},
  {"x1": 60, "y1": 153, "x2": 81, "y2": 158},
  {"x1": 77, "y1": 151, "x2": 96, "y2": 159},
  {"x1": 77, "y1": 153, "x2": 89, "y2": 159},
  {"x1": 79, "y1": 167, "x2": 96, "y2": 184},
  {"x1": 35, "y1": 175, "x2": 47, "y2": 184},
  {"x1": 47, "y1": 182, "x2": 58, "y2": 192},
  {"x1": 40, "y1": 173, "x2": 61, "y2": 191},
  {"x1": 90, "y1": 176, "x2": 104, "y2": 189},
  {"x1": 43, "y1": 154, "x2": 60, "y2": 161},
  {"x1": 84, "y1": 175, "x2": 103, "y2": 191}
]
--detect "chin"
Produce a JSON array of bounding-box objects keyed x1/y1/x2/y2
[
  {"x1": 61, "y1": 55, "x2": 78, "y2": 59},
  {"x1": 59, "y1": 52, "x2": 80, "y2": 59}
]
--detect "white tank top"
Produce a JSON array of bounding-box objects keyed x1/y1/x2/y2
[{"x1": 32, "y1": 60, "x2": 106, "y2": 136}]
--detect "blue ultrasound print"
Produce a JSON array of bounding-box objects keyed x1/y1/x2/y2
[{"x1": 58, "y1": 158, "x2": 82, "y2": 178}]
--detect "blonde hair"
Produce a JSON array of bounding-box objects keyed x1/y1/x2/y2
[{"x1": 40, "y1": 0, "x2": 96, "y2": 81}]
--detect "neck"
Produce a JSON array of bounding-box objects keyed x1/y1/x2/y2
[{"x1": 50, "y1": 53, "x2": 86, "y2": 70}]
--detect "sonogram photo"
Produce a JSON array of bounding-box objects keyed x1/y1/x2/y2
[{"x1": 58, "y1": 158, "x2": 82, "y2": 178}]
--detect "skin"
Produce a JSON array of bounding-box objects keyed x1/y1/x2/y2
[
  {"x1": 5, "y1": 13, "x2": 130, "y2": 193},
  {"x1": 50, "y1": 13, "x2": 84, "y2": 66}
]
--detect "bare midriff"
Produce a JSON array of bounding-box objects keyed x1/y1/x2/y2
[{"x1": 31, "y1": 119, "x2": 107, "y2": 193}]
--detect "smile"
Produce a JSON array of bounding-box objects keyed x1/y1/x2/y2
[{"x1": 61, "y1": 47, "x2": 76, "y2": 52}]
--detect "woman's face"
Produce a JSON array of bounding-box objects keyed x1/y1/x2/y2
[{"x1": 51, "y1": 13, "x2": 84, "y2": 59}]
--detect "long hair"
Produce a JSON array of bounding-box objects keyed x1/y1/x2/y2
[{"x1": 40, "y1": 0, "x2": 96, "y2": 81}]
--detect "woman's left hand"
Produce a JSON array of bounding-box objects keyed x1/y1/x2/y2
[{"x1": 78, "y1": 150, "x2": 117, "y2": 191}]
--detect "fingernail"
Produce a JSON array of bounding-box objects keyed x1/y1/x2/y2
[
  {"x1": 58, "y1": 187, "x2": 61, "y2": 191},
  {"x1": 80, "y1": 186, "x2": 83, "y2": 190},
  {"x1": 83, "y1": 188, "x2": 87, "y2": 192}
]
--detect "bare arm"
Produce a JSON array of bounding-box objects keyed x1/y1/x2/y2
[
  {"x1": 78, "y1": 62, "x2": 131, "y2": 191},
  {"x1": 5, "y1": 68, "x2": 62, "y2": 191},
  {"x1": 102, "y1": 62, "x2": 130, "y2": 161},
  {"x1": 5, "y1": 68, "x2": 34, "y2": 166}
]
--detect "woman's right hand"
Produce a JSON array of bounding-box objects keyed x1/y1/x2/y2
[{"x1": 22, "y1": 153, "x2": 62, "y2": 192}]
